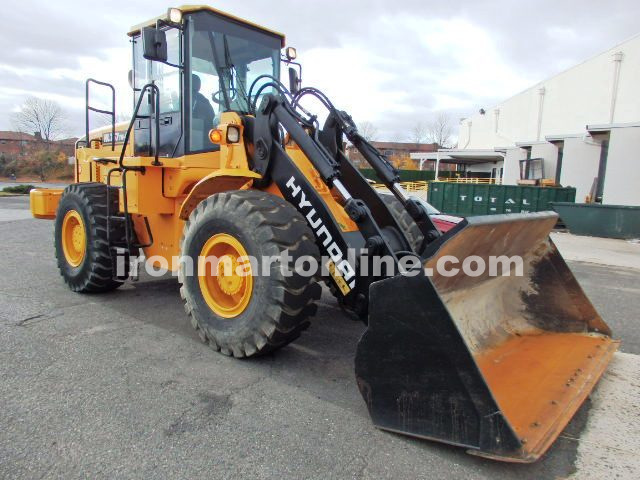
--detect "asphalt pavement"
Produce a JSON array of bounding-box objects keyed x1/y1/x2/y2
[{"x1": 1, "y1": 195, "x2": 638, "y2": 479}]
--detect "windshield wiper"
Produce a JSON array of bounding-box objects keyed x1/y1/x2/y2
[
  {"x1": 221, "y1": 35, "x2": 251, "y2": 112},
  {"x1": 208, "y1": 32, "x2": 232, "y2": 109}
]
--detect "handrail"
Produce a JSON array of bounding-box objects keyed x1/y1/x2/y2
[
  {"x1": 85, "y1": 79, "x2": 116, "y2": 151},
  {"x1": 370, "y1": 181, "x2": 430, "y2": 192},
  {"x1": 118, "y1": 83, "x2": 162, "y2": 169}
]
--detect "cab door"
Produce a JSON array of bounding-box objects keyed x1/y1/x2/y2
[{"x1": 132, "y1": 29, "x2": 183, "y2": 158}]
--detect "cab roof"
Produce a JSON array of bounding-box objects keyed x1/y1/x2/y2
[{"x1": 127, "y1": 5, "x2": 285, "y2": 46}]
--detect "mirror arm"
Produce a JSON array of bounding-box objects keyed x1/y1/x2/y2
[
  {"x1": 155, "y1": 18, "x2": 183, "y2": 31},
  {"x1": 162, "y1": 61, "x2": 184, "y2": 70}
]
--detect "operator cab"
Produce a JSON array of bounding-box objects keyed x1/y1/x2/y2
[{"x1": 128, "y1": 6, "x2": 289, "y2": 158}]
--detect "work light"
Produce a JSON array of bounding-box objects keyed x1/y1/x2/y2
[
  {"x1": 167, "y1": 8, "x2": 183, "y2": 24},
  {"x1": 285, "y1": 47, "x2": 297, "y2": 61}
]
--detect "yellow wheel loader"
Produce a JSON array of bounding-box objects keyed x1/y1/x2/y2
[{"x1": 30, "y1": 5, "x2": 618, "y2": 462}]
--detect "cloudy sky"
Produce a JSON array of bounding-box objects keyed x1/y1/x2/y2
[{"x1": 1, "y1": 0, "x2": 639, "y2": 141}]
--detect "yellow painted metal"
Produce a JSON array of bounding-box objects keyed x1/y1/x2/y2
[
  {"x1": 61, "y1": 210, "x2": 86, "y2": 267},
  {"x1": 127, "y1": 5, "x2": 286, "y2": 46},
  {"x1": 67, "y1": 90, "x2": 357, "y2": 273},
  {"x1": 30, "y1": 188, "x2": 64, "y2": 219},
  {"x1": 115, "y1": 167, "x2": 174, "y2": 215},
  {"x1": 198, "y1": 233, "x2": 253, "y2": 318},
  {"x1": 271, "y1": 142, "x2": 358, "y2": 233},
  {"x1": 178, "y1": 169, "x2": 261, "y2": 220}
]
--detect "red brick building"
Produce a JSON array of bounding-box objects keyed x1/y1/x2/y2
[
  {"x1": 0, "y1": 131, "x2": 77, "y2": 158},
  {"x1": 0, "y1": 131, "x2": 35, "y2": 157}
]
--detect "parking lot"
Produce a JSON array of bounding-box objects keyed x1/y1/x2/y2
[{"x1": 1, "y1": 195, "x2": 639, "y2": 479}]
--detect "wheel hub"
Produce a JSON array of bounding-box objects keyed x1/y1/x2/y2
[
  {"x1": 61, "y1": 210, "x2": 86, "y2": 267},
  {"x1": 216, "y1": 254, "x2": 243, "y2": 296},
  {"x1": 199, "y1": 233, "x2": 253, "y2": 318}
]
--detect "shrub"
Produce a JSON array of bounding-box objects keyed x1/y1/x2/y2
[{"x1": 2, "y1": 185, "x2": 35, "y2": 194}]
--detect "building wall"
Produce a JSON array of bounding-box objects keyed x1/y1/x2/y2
[
  {"x1": 503, "y1": 147, "x2": 527, "y2": 185},
  {"x1": 0, "y1": 139, "x2": 31, "y2": 156},
  {"x1": 458, "y1": 34, "x2": 640, "y2": 149},
  {"x1": 0, "y1": 133, "x2": 76, "y2": 159},
  {"x1": 530, "y1": 143, "x2": 559, "y2": 180},
  {"x1": 602, "y1": 127, "x2": 640, "y2": 205},
  {"x1": 559, "y1": 137, "x2": 603, "y2": 203}
]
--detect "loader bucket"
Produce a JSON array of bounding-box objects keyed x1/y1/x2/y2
[{"x1": 355, "y1": 212, "x2": 618, "y2": 462}]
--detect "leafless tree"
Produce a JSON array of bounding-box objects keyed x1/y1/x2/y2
[
  {"x1": 410, "y1": 121, "x2": 427, "y2": 144},
  {"x1": 358, "y1": 121, "x2": 379, "y2": 142},
  {"x1": 426, "y1": 112, "x2": 454, "y2": 148},
  {"x1": 11, "y1": 97, "x2": 67, "y2": 147}
]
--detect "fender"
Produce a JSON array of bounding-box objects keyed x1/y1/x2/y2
[{"x1": 178, "y1": 169, "x2": 262, "y2": 220}]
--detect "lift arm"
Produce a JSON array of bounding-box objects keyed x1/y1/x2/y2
[{"x1": 250, "y1": 93, "x2": 432, "y2": 314}]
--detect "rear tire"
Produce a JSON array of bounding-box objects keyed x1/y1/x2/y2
[
  {"x1": 55, "y1": 183, "x2": 126, "y2": 293},
  {"x1": 179, "y1": 190, "x2": 322, "y2": 358}
]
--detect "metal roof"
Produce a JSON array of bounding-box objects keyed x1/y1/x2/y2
[
  {"x1": 586, "y1": 121, "x2": 640, "y2": 133},
  {"x1": 544, "y1": 133, "x2": 584, "y2": 143},
  {"x1": 128, "y1": 5, "x2": 286, "y2": 46},
  {"x1": 411, "y1": 149, "x2": 504, "y2": 164}
]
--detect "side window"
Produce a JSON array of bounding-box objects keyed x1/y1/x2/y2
[
  {"x1": 132, "y1": 29, "x2": 183, "y2": 158},
  {"x1": 132, "y1": 31, "x2": 181, "y2": 115},
  {"x1": 153, "y1": 29, "x2": 181, "y2": 114},
  {"x1": 132, "y1": 36, "x2": 148, "y2": 114},
  {"x1": 188, "y1": 28, "x2": 219, "y2": 153}
]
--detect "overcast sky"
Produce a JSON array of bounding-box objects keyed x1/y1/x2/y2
[{"x1": 1, "y1": 0, "x2": 639, "y2": 141}]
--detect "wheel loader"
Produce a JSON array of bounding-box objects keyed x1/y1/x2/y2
[{"x1": 30, "y1": 5, "x2": 618, "y2": 462}]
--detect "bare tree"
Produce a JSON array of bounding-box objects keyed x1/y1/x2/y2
[
  {"x1": 358, "y1": 121, "x2": 379, "y2": 142},
  {"x1": 410, "y1": 121, "x2": 427, "y2": 144},
  {"x1": 11, "y1": 97, "x2": 67, "y2": 147},
  {"x1": 426, "y1": 112, "x2": 454, "y2": 148}
]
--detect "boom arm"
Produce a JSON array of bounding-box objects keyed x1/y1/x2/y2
[{"x1": 249, "y1": 92, "x2": 439, "y2": 315}]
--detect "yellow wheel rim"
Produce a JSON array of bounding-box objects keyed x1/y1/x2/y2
[
  {"x1": 61, "y1": 210, "x2": 86, "y2": 267},
  {"x1": 199, "y1": 233, "x2": 253, "y2": 318}
]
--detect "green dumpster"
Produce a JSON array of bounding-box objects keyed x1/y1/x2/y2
[
  {"x1": 427, "y1": 183, "x2": 576, "y2": 216},
  {"x1": 551, "y1": 202, "x2": 640, "y2": 239}
]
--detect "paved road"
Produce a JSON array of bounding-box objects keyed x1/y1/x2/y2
[{"x1": 1, "y1": 196, "x2": 638, "y2": 479}]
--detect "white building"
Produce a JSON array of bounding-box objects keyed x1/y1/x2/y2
[{"x1": 415, "y1": 33, "x2": 640, "y2": 206}]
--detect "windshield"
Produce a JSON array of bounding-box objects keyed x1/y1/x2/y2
[{"x1": 188, "y1": 11, "x2": 281, "y2": 151}]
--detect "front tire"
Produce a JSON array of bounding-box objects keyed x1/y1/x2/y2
[
  {"x1": 179, "y1": 190, "x2": 322, "y2": 358},
  {"x1": 55, "y1": 183, "x2": 126, "y2": 293}
]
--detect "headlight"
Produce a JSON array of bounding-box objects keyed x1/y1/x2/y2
[
  {"x1": 226, "y1": 126, "x2": 241, "y2": 143},
  {"x1": 167, "y1": 8, "x2": 183, "y2": 24}
]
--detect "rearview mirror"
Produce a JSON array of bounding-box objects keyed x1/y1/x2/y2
[
  {"x1": 142, "y1": 27, "x2": 168, "y2": 62},
  {"x1": 288, "y1": 67, "x2": 300, "y2": 95}
]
